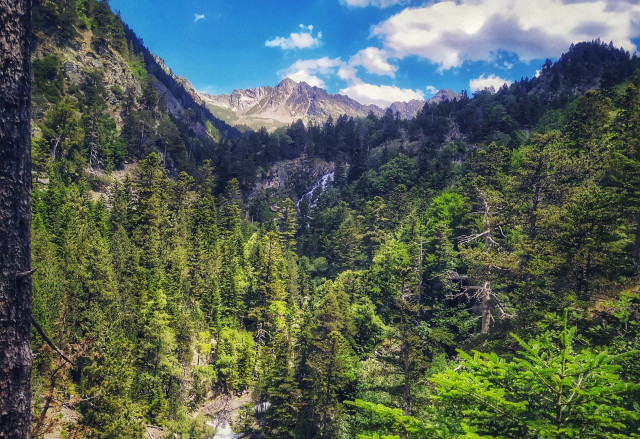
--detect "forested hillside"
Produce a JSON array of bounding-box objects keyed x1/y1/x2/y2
[{"x1": 27, "y1": 2, "x2": 640, "y2": 438}]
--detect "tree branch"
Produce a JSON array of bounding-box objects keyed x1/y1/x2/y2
[
  {"x1": 31, "y1": 316, "x2": 75, "y2": 366},
  {"x1": 16, "y1": 267, "x2": 37, "y2": 279}
]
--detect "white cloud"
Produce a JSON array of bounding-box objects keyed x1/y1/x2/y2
[
  {"x1": 281, "y1": 56, "x2": 422, "y2": 106},
  {"x1": 266, "y1": 24, "x2": 322, "y2": 50},
  {"x1": 372, "y1": 0, "x2": 640, "y2": 70},
  {"x1": 194, "y1": 13, "x2": 205, "y2": 23},
  {"x1": 469, "y1": 73, "x2": 512, "y2": 93},
  {"x1": 340, "y1": 82, "x2": 424, "y2": 107},
  {"x1": 287, "y1": 72, "x2": 325, "y2": 88},
  {"x1": 337, "y1": 65, "x2": 358, "y2": 82},
  {"x1": 426, "y1": 85, "x2": 438, "y2": 96},
  {"x1": 349, "y1": 47, "x2": 398, "y2": 77},
  {"x1": 286, "y1": 57, "x2": 341, "y2": 76},
  {"x1": 341, "y1": 0, "x2": 406, "y2": 8},
  {"x1": 283, "y1": 57, "x2": 342, "y2": 88}
]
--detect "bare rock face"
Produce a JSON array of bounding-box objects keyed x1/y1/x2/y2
[
  {"x1": 389, "y1": 100, "x2": 426, "y2": 119},
  {"x1": 32, "y1": 26, "x2": 143, "y2": 125},
  {"x1": 427, "y1": 89, "x2": 462, "y2": 104},
  {"x1": 251, "y1": 158, "x2": 335, "y2": 197},
  {"x1": 199, "y1": 79, "x2": 431, "y2": 131}
]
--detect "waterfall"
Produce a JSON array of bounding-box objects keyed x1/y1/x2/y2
[{"x1": 296, "y1": 171, "x2": 334, "y2": 210}]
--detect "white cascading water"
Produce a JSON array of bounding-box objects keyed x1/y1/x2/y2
[
  {"x1": 296, "y1": 171, "x2": 334, "y2": 210},
  {"x1": 210, "y1": 420, "x2": 236, "y2": 439}
]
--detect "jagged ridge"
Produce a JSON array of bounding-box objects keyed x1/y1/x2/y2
[{"x1": 200, "y1": 78, "x2": 460, "y2": 131}]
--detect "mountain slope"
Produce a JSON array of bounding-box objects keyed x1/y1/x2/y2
[
  {"x1": 30, "y1": 0, "x2": 242, "y2": 180},
  {"x1": 122, "y1": 26, "x2": 242, "y2": 140}
]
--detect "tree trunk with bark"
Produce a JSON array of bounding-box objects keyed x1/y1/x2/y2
[{"x1": 0, "y1": 0, "x2": 33, "y2": 437}]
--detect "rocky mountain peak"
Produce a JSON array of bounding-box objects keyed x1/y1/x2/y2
[
  {"x1": 428, "y1": 89, "x2": 461, "y2": 104},
  {"x1": 200, "y1": 79, "x2": 432, "y2": 131},
  {"x1": 277, "y1": 77, "x2": 298, "y2": 90}
]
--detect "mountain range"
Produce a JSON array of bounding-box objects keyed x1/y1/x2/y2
[{"x1": 199, "y1": 78, "x2": 459, "y2": 131}]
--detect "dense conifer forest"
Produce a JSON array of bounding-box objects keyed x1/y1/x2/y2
[{"x1": 22, "y1": 1, "x2": 640, "y2": 438}]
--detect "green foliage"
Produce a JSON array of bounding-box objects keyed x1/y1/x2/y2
[
  {"x1": 215, "y1": 328, "x2": 256, "y2": 393},
  {"x1": 40, "y1": 96, "x2": 85, "y2": 176},
  {"x1": 346, "y1": 399, "x2": 437, "y2": 439},
  {"x1": 372, "y1": 154, "x2": 418, "y2": 194},
  {"x1": 28, "y1": 23, "x2": 640, "y2": 439},
  {"x1": 127, "y1": 55, "x2": 148, "y2": 79},
  {"x1": 165, "y1": 410, "x2": 215, "y2": 438},
  {"x1": 431, "y1": 314, "x2": 640, "y2": 438},
  {"x1": 205, "y1": 120, "x2": 221, "y2": 141},
  {"x1": 306, "y1": 330, "x2": 358, "y2": 437},
  {"x1": 33, "y1": 55, "x2": 64, "y2": 103}
]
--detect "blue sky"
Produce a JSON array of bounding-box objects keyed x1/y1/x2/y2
[{"x1": 109, "y1": 0, "x2": 640, "y2": 107}]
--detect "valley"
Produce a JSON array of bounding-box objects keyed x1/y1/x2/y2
[{"x1": 3, "y1": 1, "x2": 640, "y2": 438}]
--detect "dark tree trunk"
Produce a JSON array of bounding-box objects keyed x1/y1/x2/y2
[
  {"x1": 0, "y1": 0, "x2": 33, "y2": 437},
  {"x1": 632, "y1": 214, "x2": 640, "y2": 273}
]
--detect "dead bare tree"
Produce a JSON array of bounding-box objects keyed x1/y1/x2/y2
[{"x1": 446, "y1": 189, "x2": 514, "y2": 333}]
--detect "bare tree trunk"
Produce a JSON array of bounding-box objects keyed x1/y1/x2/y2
[
  {"x1": 402, "y1": 339, "x2": 411, "y2": 414},
  {"x1": 0, "y1": 0, "x2": 33, "y2": 437},
  {"x1": 86, "y1": 116, "x2": 97, "y2": 171},
  {"x1": 417, "y1": 238, "x2": 423, "y2": 306},
  {"x1": 480, "y1": 281, "x2": 491, "y2": 334},
  {"x1": 481, "y1": 193, "x2": 493, "y2": 334},
  {"x1": 450, "y1": 190, "x2": 513, "y2": 333}
]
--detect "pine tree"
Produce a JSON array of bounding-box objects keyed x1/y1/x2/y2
[
  {"x1": 131, "y1": 152, "x2": 169, "y2": 270},
  {"x1": 279, "y1": 197, "x2": 298, "y2": 251},
  {"x1": 219, "y1": 238, "x2": 244, "y2": 324},
  {"x1": 306, "y1": 330, "x2": 356, "y2": 438},
  {"x1": 248, "y1": 230, "x2": 288, "y2": 329},
  {"x1": 82, "y1": 69, "x2": 107, "y2": 170},
  {"x1": 41, "y1": 96, "x2": 84, "y2": 173},
  {"x1": 452, "y1": 188, "x2": 517, "y2": 333},
  {"x1": 333, "y1": 214, "x2": 364, "y2": 272},
  {"x1": 610, "y1": 82, "x2": 640, "y2": 272},
  {"x1": 360, "y1": 196, "x2": 387, "y2": 262},
  {"x1": 431, "y1": 314, "x2": 640, "y2": 438},
  {"x1": 262, "y1": 332, "x2": 300, "y2": 438}
]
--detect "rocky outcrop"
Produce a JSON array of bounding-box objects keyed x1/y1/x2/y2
[
  {"x1": 201, "y1": 78, "x2": 382, "y2": 131},
  {"x1": 251, "y1": 158, "x2": 334, "y2": 197},
  {"x1": 31, "y1": 20, "x2": 240, "y2": 142},
  {"x1": 32, "y1": 28, "x2": 143, "y2": 125}
]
